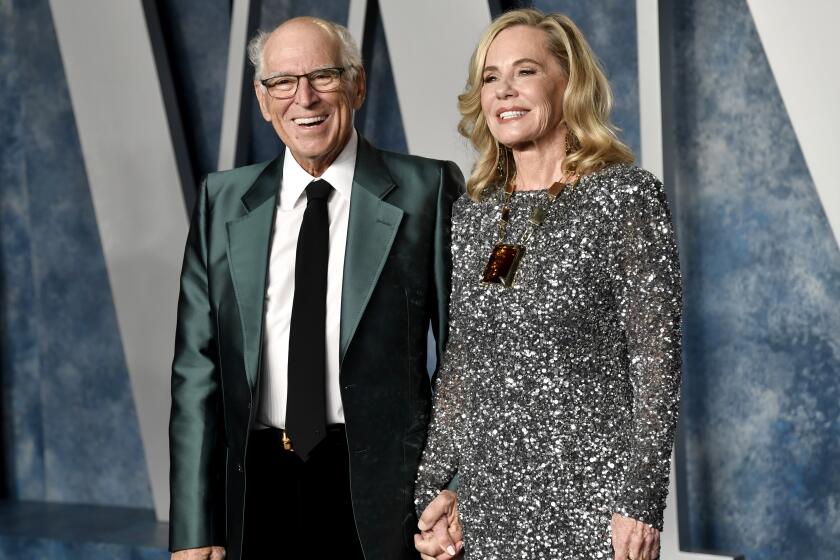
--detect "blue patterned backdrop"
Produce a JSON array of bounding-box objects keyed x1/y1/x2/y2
[
  {"x1": 668, "y1": 1, "x2": 840, "y2": 558},
  {"x1": 156, "y1": 0, "x2": 231, "y2": 181},
  {"x1": 0, "y1": 0, "x2": 151, "y2": 508},
  {"x1": 1, "y1": 0, "x2": 839, "y2": 558},
  {"x1": 533, "y1": 0, "x2": 640, "y2": 158}
]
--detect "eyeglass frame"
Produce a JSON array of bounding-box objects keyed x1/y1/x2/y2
[{"x1": 259, "y1": 66, "x2": 351, "y2": 99}]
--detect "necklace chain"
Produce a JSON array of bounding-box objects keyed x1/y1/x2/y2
[
  {"x1": 482, "y1": 175, "x2": 581, "y2": 288},
  {"x1": 496, "y1": 176, "x2": 579, "y2": 245}
]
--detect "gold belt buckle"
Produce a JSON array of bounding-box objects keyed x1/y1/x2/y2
[{"x1": 281, "y1": 430, "x2": 294, "y2": 452}]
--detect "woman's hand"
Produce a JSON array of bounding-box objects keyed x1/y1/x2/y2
[
  {"x1": 611, "y1": 513, "x2": 659, "y2": 560},
  {"x1": 414, "y1": 490, "x2": 464, "y2": 560},
  {"x1": 170, "y1": 546, "x2": 225, "y2": 560}
]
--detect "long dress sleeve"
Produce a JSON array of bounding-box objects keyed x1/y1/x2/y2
[
  {"x1": 414, "y1": 196, "x2": 472, "y2": 516},
  {"x1": 414, "y1": 354, "x2": 469, "y2": 514},
  {"x1": 607, "y1": 171, "x2": 683, "y2": 530}
]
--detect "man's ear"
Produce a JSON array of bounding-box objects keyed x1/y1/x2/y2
[
  {"x1": 352, "y1": 67, "x2": 367, "y2": 111},
  {"x1": 254, "y1": 81, "x2": 272, "y2": 122}
]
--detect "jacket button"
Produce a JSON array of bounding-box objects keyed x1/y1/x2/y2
[{"x1": 236, "y1": 462, "x2": 243, "y2": 473}]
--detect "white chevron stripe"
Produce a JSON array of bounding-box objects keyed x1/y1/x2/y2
[
  {"x1": 347, "y1": 0, "x2": 368, "y2": 50},
  {"x1": 377, "y1": 0, "x2": 491, "y2": 178},
  {"x1": 748, "y1": 0, "x2": 840, "y2": 249},
  {"x1": 637, "y1": 0, "x2": 664, "y2": 182},
  {"x1": 50, "y1": 0, "x2": 188, "y2": 521},
  {"x1": 218, "y1": 0, "x2": 256, "y2": 171}
]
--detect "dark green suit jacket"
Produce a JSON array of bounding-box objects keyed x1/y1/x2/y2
[{"x1": 169, "y1": 136, "x2": 463, "y2": 560}]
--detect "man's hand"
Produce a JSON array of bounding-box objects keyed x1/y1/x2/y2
[
  {"x1": 414, "y1": 490, "x2": 464, "y2": 560},
  {"x1": 611, "y1": 513, "x2": 659, "y2": 560},
  {"x1": 171, "y1": 546, "x2": 226, "y2": 560}
]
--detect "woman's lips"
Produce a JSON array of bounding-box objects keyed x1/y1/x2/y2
[{"x1": 497, "y1": 109, "x2": 528, "y2": 120}]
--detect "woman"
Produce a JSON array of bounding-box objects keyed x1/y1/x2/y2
[{"x1": 415, "y1": 9, "x2": 681, "y2": 560}]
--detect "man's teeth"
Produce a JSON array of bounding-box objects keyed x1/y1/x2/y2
[
  {"x1": 499, "y1": 110, "x2": 527, "y2": 119},
  {"x1": 294, "y1": 116, "x2": 327, "y2": 125}
]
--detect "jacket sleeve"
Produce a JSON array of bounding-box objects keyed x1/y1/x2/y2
[
  {"x1": 608, "y1": 172, "x2": 683, "y2": 530},
  {"x1": 169, "y1": 178, "x2": 226, "y2": 551}
]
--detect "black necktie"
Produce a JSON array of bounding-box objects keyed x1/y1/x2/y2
[{"x1": 286, "y1": 179, "x2": 333, "y2": 460}]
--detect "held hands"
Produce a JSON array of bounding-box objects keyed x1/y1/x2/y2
[
  {"x1": 171, "y1": 546, "x2": 226, "y2": 560},
  {"x1": 414, "y1": 490, "x2": 464, "y2": 560},
  {"x1": 611, "y1": 513, "x2": 659, "y2": 560}
]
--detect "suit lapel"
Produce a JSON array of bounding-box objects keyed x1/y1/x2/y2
[
  {"x1": 340, "y1": 138, "x2": 404, "y2": 363},
  {"x1": 226, "y1": 156, "x2": 282, "y2": 389}
]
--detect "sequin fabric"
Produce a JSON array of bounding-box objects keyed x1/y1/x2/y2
[{"x1": 415, "y1": 164, "x2": 682, "y2": 559}]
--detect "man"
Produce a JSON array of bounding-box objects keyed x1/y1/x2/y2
[{"x1": 169, "y1": 17, "x2": 463, "y2": 560}]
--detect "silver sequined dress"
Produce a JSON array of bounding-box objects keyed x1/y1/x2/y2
[{"x1": 415, "y1": 164, "x2": 682, "y2": 559}]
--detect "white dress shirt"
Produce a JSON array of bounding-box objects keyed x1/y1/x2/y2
[{"x1": 258, "y1": 130, "x2": 357, "y2": 428}]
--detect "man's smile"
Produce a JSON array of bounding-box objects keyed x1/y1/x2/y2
[{"x1": 292, "y1": 114, "x2": 329, "y2": 127}]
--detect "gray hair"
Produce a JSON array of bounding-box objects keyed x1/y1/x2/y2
[{"x1": 247, "y1": 17, "x2": 363, "y2": 82}]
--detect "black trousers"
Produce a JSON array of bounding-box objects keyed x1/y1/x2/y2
[{"x1": 242, "y1": 425, "x2": 365, "y2": 559}]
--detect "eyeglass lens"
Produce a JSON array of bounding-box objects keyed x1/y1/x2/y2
[{"x1": 264, "y1": 68, "x2": 343, "y2": 98}]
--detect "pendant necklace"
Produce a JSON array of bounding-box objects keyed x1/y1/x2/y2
[{"x1": 481, "y1": 175, "x2": 580, "y2": 288}]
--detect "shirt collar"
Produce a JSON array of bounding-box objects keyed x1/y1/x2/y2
[{"x1": 279, "y1": 129, "x2": 358, "y2": 210}]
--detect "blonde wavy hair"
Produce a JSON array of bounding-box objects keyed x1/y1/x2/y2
[{"x1": 459, "y1": 9, "x2": 634, "y2": 200}]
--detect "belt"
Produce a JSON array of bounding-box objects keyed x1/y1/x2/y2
[{"x1": 255, "y1": 424, "x2": 345, "y2": 453}]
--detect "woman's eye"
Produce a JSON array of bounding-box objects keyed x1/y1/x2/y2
[
  {"x1": 518, "y1": 68, "x2": 536, "y2": 76},
  {"x1": 482, "y1": 75, "x2": 497, "y2": 83}
]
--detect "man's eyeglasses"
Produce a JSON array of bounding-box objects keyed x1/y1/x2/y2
[{"x1": 260, "y1": 67, "x2": 349, "y2": 99}]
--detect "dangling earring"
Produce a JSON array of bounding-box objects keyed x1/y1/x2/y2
[
  {"x1": 496, "y1": 141, "x2": 512, "y2": 189},
  {"x1": 564, "y1": 127, "x2": 580, "y2": 155},
  {"x1": 496, "y1": 142, "x2": 507, "y2": 180},
  {"x1": 562, "y1": 123, "x2": 580, "y2": 180}
]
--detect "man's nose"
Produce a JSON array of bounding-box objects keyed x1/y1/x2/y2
[{"x1": 295, "y1": 77, "x2": 318, "y2": 106}]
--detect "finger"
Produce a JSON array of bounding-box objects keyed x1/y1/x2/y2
[
  {"x1": 418, "y1": 491, "x2": 454, "y2": 531},
  {"x1": 421, "y1": 549, "x2": 440, "y2": 560},
  {"x1": 613, "y1": 539, "x2": 625, "y2": 560},
  {"x1": 646, "y1": 527, "x2": 660, "y2": 559},
  {"x1": 611, "y1": 523, "x2": 627, "y2": 560},
  {"x1": 430, "y1": 540, "x2": 463, "y2": 560},
  {"x1": 433, "y1": 547, "x2": 458, "y2": 560},
  {"x1": 417, "y1": 527, "x2": 457, "y2": 560},
  {"x1": 447, "y1": 515, "x2": 463, "y2": 546},
  {"x1": 637, "y1": 525, "x2": 649, "y2": 560},
  {"x1": 449, "y1": 523, "x2": 464, "y2": 552},
  {"x1": 627, "y1": 522, "x2": 644, "y2": 560},
  {"x1": 415, "y1": 531, "x2": 441, "y2": 555},
  {"x1": 438, "y1": 549, "x2": 456, "y2": 559},
  {"x1": 612, "y1": 538, "x2": 624, "y2": 560},
  {"x1": 417, "y1": 542, "x2": 447, "y2": 559},
  {"x1": 433, "y1": 516, "x2": 457, "y2": 557},
  {"x1": 446, "y1": 490, "x2": 460, "y2": 525}
]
